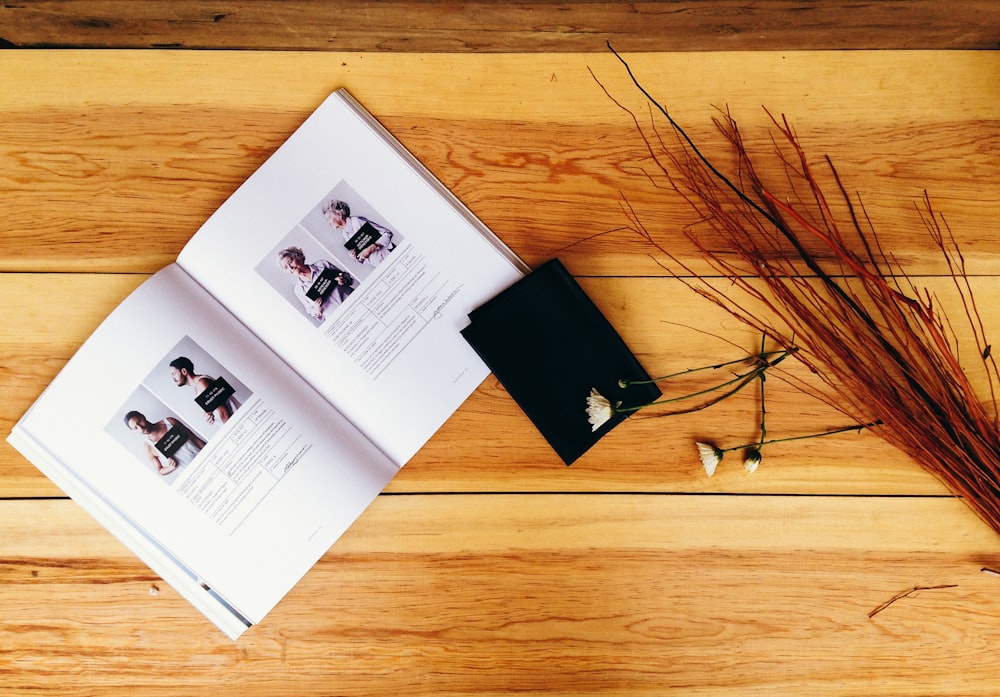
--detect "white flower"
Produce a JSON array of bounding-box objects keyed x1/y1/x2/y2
[
  {"x1": 586, "y1": 388, "x2": 614, "y2": 432},
  {"x1": 696, "y1": 442, "x2": 723, "y2": 477},
  {"x1": 743, "y1": 448, "x2": 761, "y2": 473}
]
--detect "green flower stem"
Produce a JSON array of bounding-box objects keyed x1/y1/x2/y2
[
  {"x1": 616, "y1": 370, "x2": 760, "y2": 413},
  {"x1": 719, "y1": 421, "x2": 882, "y2": 454},
  {"x1": 756, "y1": 336, "x2": 768, "y2": 450},
  {"x1": 616, "y1": 350, "x2": 791, "y2": 414},
  {"x1": 619, "y1": 349, "x2": 790, "y2": 388}
]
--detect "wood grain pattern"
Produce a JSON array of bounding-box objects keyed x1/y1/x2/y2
[
  {"x1": 2, "y1": 1, "x2": 998, "y2": 51},
  {"x1": 4, "y1": 496, "x2": 1000, "y2": 696},
  {"x1": 2, "y1": 52, "x2": 997, "y2": 275},
  {"x1": 2, "y1": 49, "x2": 999, "y2": 693},
  {"x1": 7, "y1": 273, "x2": 996, "y2": 497}
]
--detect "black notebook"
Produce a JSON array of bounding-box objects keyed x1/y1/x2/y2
[{"x1": 462, "y1": 259, "x2": 661, "y2": 465}]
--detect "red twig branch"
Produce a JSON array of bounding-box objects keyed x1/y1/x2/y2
[
  {"x1": 868, "y1": 585, "x2": 959, "y2": 619},
  {"x1": 601, "y1": 44, "x2": 1000, "y2": 534}
]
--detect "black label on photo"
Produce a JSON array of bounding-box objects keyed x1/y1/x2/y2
[
  {"x1": 305, "y1": 267, "x2": 342, "y2": 301},
  {"x1": 154, "y1": 425, "x2": 189, "y2": 459},
  {"x1": 195, "y1": 376, "x2": 236, "y2": 413},
  {"x1": 344, "y1": 221, "x2": 382, "y2": 256}
]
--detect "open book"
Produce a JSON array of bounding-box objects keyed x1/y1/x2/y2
[{"x1": 7, "y1": 90, "x2": 527, "y2": 639}]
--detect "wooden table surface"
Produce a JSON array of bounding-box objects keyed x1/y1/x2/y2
[{"x1": 3, "y1": 37, "x2": 1000, "y2": 696}]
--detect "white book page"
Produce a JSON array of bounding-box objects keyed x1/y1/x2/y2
[
  {"x1": 177, "y1": 90, "x2": 527, "y2": 466},
  {"x1": 9, "y1": 265, "x2": 398, "y2": 630}
]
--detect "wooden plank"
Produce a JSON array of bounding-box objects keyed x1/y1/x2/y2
[
  {"x1": 0, "y1": 273, "x2": 146, "y2": 498},
  {"x1": 1, "y1": 1, "x2": 998, "y2": 51},
  {"x1": 4, "y1": 45, "x2": 1000, "y2": 697},
  {"x1": 1, "y1": 51, "x2": 997, "y2": 275},
  {"x1": 2, "y1": 495, "x2": 1000, "y2": 695},
  {"x1": 6, "y1": 272, "x2": 998, "y2": 498}
]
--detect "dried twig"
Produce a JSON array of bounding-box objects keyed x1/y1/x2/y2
[
  {"x1": 868, "y1": 585, "x2": 958, "y2": 618},
  {"x1": 602, "y1": 45, "x2": 1000, "y2": 534}
]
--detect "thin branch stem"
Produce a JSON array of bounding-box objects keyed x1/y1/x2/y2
[
  {"x1": 757, "y1": 335, "x2": 768, "y2": 451},
  {"x1": 617, "y1": 352, "x2": 791, "y2": 413},
  {"x1": 718, "y1": 421, "x2": 881, "y2": 455},
  {"x1": 868, "y1": 585, "x2": 959, "y2": 619},
  {"x1": 620, "y1": 349, "x2": 790, "y2": 387}
]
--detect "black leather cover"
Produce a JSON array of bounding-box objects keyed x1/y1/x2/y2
[{"x1": 462, "y1": 259, "x2": 661, "y2": 465}]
